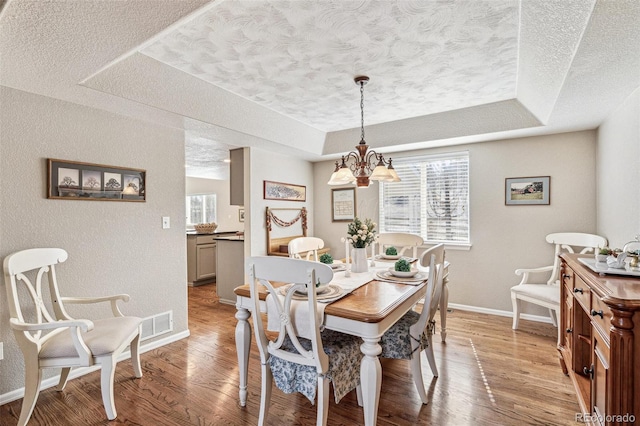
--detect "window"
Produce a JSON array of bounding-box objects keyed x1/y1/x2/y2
[
  {"x1": 379, "y1": 151, "x2": 469, "y2": 245},
  {"x1": 186, "y1": 194, "x2": 217, "y2": 226}
]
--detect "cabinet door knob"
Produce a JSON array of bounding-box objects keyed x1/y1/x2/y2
[
  {"x1": 566, "y1": 328, "x2": 573, "y2": 333},
  {"x1": 562, "y1": 274, "x2": 571, "y2": 279},
  {"x1": 591, "y1": 309, "x2": 604, "y2": 319},
  {"x1": 573, "y1": 288, "x2": 584, "y2": 294},
  {"x1": 583, "y1": 365, "x2": 594, "y2": 380}
]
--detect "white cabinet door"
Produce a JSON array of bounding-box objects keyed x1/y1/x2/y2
[{"x1": 196, "y1": 243, "x2": 216, "y2": 280}]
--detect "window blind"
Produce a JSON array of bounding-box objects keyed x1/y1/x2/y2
[{"x1": 379, "y1": 151, "x2": 469, "y2": 244}]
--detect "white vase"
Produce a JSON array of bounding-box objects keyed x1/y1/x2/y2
[{"x1": 351, "y1": 247, "x2": 369, "y2": 273}]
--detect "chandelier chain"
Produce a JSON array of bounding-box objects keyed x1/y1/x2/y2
[{"x1": 360, "y1": 81, "x2": 365, "y2": 142}]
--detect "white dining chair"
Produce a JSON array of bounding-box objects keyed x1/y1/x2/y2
[
  {"x1": 376, "y1": 232, "x2": 424, "y2": 258},
  {"x1": 379, "y1": 243, "x2": 445, "y2": 404},
  {"x1": 288, "y1": 236, "x2": 325, "y2": 261},
  {"x1": 511, "y1": 232, "x2": 608, "y2": 332},
  {"x1": 3, "y1": 248, "x2": 143, "y2": 426},
  {"x1": 246, "y1": 256, "x2": 363, "y2": 426}
]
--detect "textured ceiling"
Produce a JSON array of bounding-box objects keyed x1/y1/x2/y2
[
  {"x1": 141, "y1": 0, "x2": 519, "y2": 132},
  {"x1": 1, "y1": 0, "x2": 639, "y2": 180}
]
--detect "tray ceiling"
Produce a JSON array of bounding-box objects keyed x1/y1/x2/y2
[{"x1": 1, "y1": 0, "x2": 639, "y2": 179}]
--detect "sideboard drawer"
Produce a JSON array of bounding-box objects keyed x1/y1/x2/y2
[
  {"x1": 572, "y1": 275, "x2": 591, "y2": 311},
  {"x1": 196, "y1": 235, "x2": 217, "y2": 244},
  {"x1": 590, "y1": 294, "x2": 612, "y2": 340}
]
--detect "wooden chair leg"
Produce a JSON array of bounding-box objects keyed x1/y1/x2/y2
[
  {"x1": 130, "y1": 332, "x2": 143, "y2": 378},
  {"x1": 56, "y1": 367, "x2": 71, "y2": 391},
  {"x1": 18, "y1": 363, "x2": 43, "y2": 426},
  {"x1": 410, "y1": 351, "x2": 429, "y2": 404},
  {"x1": 100, "y1": 357, "x2": 118, "y2": 420},
  {"x1": 258, "y1": 363, "x2": 272, "y2": 426},
  {"x1": 316, "y1": 377, "x2": 330, "y2": 426},
  {"x1": 511, "y1": 294, "x2": 521, "y2": 330},
  {"x1": 424, "y1": 338, "x2": 439, "y2": 378},
  {"x1": 549, "y1": 308, "x2": 558, "y2": 327}
]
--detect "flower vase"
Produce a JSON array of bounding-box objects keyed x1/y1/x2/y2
[{"x1": 351, "y1": 247, "x2": 369, "y2": 273}]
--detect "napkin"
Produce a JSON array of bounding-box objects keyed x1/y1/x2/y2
[{"x1": 606, "y1": 252, "x2": 627, "y2": 269}]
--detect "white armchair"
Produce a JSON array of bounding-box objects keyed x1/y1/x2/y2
[
  {"x1": 3, "y1": 248, "x2": 143, "y2": 425},
  {"x1": 510, "y1": 233, "x2": 607, "y2": 334}
]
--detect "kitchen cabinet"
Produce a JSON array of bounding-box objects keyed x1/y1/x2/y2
[
  {"x1": 558, "y1": 254, "x2": 640, "y2": 425},
  {"x1": 187, "y1": 234, "x2": 217, "y2": 286}
]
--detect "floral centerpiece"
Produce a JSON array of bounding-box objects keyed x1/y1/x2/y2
[
  {"x1": 347, "y1": 217, "x2": 376, "y2": 272},
  {"x1": 347, "y1": 217, "x2": 377, "y2": 248}
]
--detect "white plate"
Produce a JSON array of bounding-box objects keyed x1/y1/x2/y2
[
  {"x1": 280, "y1": 284, "x2": 344, "y2": 300},
  {"x1": 388, "y1": 267, "x2": 418, "y2": 278},
  {"x1": 329, "y1": 263, "x2": 347, "y2": 272},
  {"x1": 381, "y1": 254, "x2": 401, "y2": 260}
]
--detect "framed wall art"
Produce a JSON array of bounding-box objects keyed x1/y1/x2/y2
[
  {"x1": 263, "y1": 180, "x2": 306, "y2": 202},
  {"x1": 47, "y1": 158, "x2": 146, "y2": 202},
  {"x1": 505, "y1": 176, "x2": 550, "y2": 205},
  {"x1": 331, "y1": 187, "x2": 356, "y2": 221}
]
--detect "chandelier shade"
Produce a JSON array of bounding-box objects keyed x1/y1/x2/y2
[{"x1": 327, "y1": 76, "x2": 400, "y2": 188}]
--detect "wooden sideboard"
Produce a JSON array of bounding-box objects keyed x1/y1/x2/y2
[{"x1": 558, "y1": 254, "x2": 640, "y2": 425}]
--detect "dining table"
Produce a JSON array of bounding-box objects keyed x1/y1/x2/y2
[{"x1": 233, "y1": 259, "x2": 449, "y2": 425}]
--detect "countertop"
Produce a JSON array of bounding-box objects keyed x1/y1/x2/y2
[{"x1": 186, "y1": 231, "x2": 244, "y2": 241}]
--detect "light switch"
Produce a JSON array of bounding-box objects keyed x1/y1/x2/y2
[{"x1": 162, "y1": 216, "x2": 170, "y2": 229}]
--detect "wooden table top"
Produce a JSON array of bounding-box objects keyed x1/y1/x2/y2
[
  {"x1": 563, "y1": 254, "x2": 640, "y2": 308},
  {"x1": 234, "y1": 279, "x2": 426, "y2": 323}
]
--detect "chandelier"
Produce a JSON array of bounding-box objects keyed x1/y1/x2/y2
[{"x1": 327, "y1": 76, "x2": 400, "y2": 188}]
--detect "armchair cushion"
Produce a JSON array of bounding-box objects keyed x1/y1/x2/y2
[
  {"x1": 41, "y1": 316, "x2": 141, "y2": 358},
  {"x1": 510, "y1": 284, "x2": 559, "y2": 305},
  {"x1": 269, "y1": 329, "x2": 362, "y2": 404}
]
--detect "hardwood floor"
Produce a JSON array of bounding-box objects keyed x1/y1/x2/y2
[{"x1": 1, "y1": 284, "x2": 581, "y2": 425}]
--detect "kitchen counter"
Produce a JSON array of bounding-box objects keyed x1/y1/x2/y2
[{"x1": 216, "y1": 238, "x2": 245, "y2": 304}]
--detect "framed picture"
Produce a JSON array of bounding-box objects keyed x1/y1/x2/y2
[
  {"x1": 47, "y1": 158, "x2": 146, "y2": 202},
  {"x1": 505, "y1": 176, "x2": 550, "y2": 205},
  {"x1": 239, "y1": 208, "x2": 245, "y2": 222},
  {"x1": 332, "y1": 187, "x2": 356, "y2": 221},
  {"x1": 263, "y1": 180, "x2": 306, "y2": 202}
]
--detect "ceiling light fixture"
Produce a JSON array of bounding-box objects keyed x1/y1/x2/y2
[{"x1": 328, "y1": 76, "x2": 400, "y2": 188}]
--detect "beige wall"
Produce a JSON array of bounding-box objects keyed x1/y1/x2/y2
[
  {"x1": 247, "y1": 147, "x2": 315, "y2": 257},
  {"x1": 596, "y1": 87, "x2": 640, "y2": 247},
  {"x1": 314, "y1": 130, "x2": 598, "y2": 316},
  {"x1": 185, "y1": 176, "x2": 244, "y2": 233},
  {"x1": 0, "y1": 87, "x2": 188, "y2": 394}
]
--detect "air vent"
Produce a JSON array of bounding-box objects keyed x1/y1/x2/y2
[{"x1": 140, "y1": 310, "x2": 173, "y2": 341}]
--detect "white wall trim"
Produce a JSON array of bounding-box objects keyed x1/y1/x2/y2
[
  {"x1": 0, "y1": 330, "x2": 190, "y2": 406},
  {"x1": 448, "y1": 302, "x2": 554, "y2": 324}
]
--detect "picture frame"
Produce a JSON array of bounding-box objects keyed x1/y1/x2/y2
[
  {"x1": 331, "y1": 187, "x2": 356, "y2": 221},
  {"x1": 263, "y1": 180, "x2": 306, "y2": 202},
  {"x1": 239, "y1": 208, "x2": 245, "y2": 222},
  {"x1": 47, "y1": 158, "x2": 146, "y2": 202},
  {"x1": 505, "y1": 176, "x2": 550, "y2": 205}
]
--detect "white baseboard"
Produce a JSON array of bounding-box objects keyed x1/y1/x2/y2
[
  {"x1": 447, "y1": 302, "x2": 554, "y2": 324},
  {"x1": 0, "y1": 330, "x2": 190, "y2": 406}
]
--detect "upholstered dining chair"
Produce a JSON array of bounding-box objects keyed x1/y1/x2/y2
[
  {"x1": 246, "y1": 256, "x2": 363, "y2": 426},
  {"x1": 288, "y1": 236, "x2": 325, "y2": 261},
  {"x1": 376, "y1": 232, "x2": 424, "y2": 258},
  {"x1": 3, "y1": 248, "x2": 143, "y2": 426},
  {"x1": 511, "y1": 232, "x2": 608, "y2": 332},
  {"x1": 379, "y1": 243, "x2": 445, "y2": 404}
]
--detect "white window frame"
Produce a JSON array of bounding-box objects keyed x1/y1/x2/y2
[
  {"x1": 379, "y1": 151, "x2": 470, "y2": 247},
  {"x1": 186, "y1": 193, "x2": 217, "y2": 228}
]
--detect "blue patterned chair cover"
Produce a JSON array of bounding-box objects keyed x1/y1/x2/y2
[{"x1": 270, "y1": 329, "x2": 363, "y2": 403}]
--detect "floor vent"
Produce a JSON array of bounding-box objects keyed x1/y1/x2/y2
[{"x1": 140, "y1": 310, "x2": 173, "y2": 341}]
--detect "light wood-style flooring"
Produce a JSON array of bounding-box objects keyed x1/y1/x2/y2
[{"x1": 0, "y1": 284, "x2": 581, "y2": 425}]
